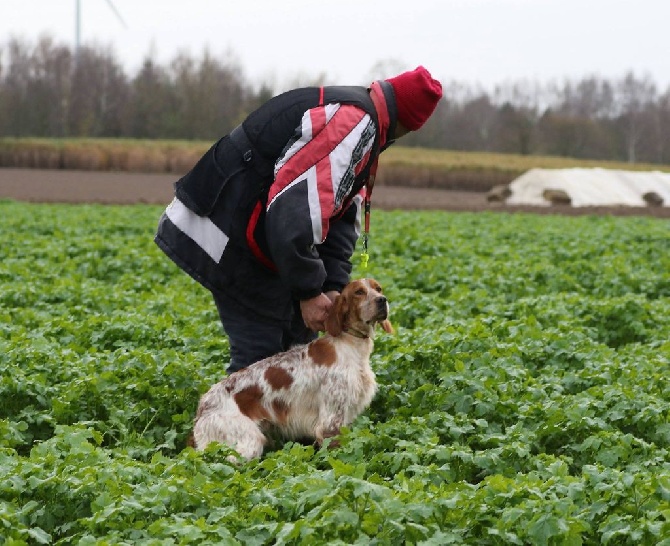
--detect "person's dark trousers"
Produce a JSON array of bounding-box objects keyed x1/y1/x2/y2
[{"x1": 213, "y1": 294, "x2": 317, "y2": 374}]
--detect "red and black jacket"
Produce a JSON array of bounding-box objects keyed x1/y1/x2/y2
[{"x1": 155, "y1": 81, "x2": 397, "y2": 321}]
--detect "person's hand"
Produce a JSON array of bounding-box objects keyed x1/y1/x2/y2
[
  {"x1": 300, "y1": 293, "x2": 334, "y2": 332},
  {"x1": 324, "y1": 290, "x2": 340, "y2": 303}
]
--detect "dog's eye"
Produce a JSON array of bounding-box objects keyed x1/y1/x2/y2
[{"x1": 355, "y1": 288, "x2": 366, "y2": 296}]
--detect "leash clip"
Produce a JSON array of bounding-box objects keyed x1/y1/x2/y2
[{"x1": 360, "y1": 229, "x2": 370, "y2": 269}]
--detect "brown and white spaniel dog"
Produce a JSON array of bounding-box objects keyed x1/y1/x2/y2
[{"x1": 191, "y1": 278, "x2": 392, "y2": 460}]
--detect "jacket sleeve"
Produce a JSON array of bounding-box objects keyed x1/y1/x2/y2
[
  {"x1": 265, "y1": 103, "x2": 376, "y2": 301},
  {"x1": 319, "y1": 192, "x2": 364, "y2": 293}
]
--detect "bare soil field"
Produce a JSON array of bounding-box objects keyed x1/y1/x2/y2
[{"x1": 1, "y1": 168, "x2": 669, "y2": 218}]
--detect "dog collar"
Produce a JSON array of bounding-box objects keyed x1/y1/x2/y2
[{"x1": 344, "y1": 327, "x2": 370, "y2": 339}]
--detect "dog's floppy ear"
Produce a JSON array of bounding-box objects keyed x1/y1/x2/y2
[
  {"x1": 379, "y1": 319, "x2": 394, "y2": 334},
  {"x1": 325, "y1": 293, "x2": 347, "y2": 336}
]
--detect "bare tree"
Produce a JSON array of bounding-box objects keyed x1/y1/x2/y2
[
  {"x1": 615, "y1": 72, "x2": 657, "y2": 163},
  {"x1": 168, "y1": 49, "x2": 250, "y2": 139},
  {"x1": 537, "y1": 110, "x2": 612, "y2": 159},
  {"x1": 68, "y1": 44, "x2": 128, "y2": 136},
  {"x1": 1, "y1": 38, "x2": 33, "y2": 136},
  {"x1": 33, "y1": 37, "x2": 73, "y2": 136},
  {"x1": 366, "y1": 59, "x2": 409, "y2": 84},
  {"x1": 655, "y1": 90, "x2": 670, "y2": 163},
  {"x1": 493, "y1": 102, "x2": 535, "y2": 155},
  {"x1": 549, "y1": 76, "x2": 615, "y2": 119},
  {"x1": 125, "y1": 55, "x2": 175, "y2": 138}
]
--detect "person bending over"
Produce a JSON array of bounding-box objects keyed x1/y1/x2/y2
[{"x1": 155, "y1": 66, "x2": 443, "y2": 373}]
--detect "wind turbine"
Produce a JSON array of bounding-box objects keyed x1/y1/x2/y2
[{"x1": 74, "y1": 0, "x2": 128, "y2": 60}]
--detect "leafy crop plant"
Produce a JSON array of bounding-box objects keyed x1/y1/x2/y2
[{"x1": 0, "y1": 201, "x2": 668, "y2": 544}]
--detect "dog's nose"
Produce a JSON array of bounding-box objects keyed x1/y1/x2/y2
[{"x1": 375, "y1": 296, "x2": 388, "y2": 318}]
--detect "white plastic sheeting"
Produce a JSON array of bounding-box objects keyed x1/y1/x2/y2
[{"x1": 506, "y1": 168, "x2": 670, "y2": 207}]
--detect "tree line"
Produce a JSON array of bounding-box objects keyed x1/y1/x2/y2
[{"x1": 2, "y1": 36, "x2": 669, "y2": 165}]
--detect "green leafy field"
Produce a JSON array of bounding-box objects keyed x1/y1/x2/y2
[{"x1": 1, "y1": 201, "x2": 669, "y2": 545}]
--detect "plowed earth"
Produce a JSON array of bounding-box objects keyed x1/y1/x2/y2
[{"x1": 1, "y1": 168, "x2": 669, "y2": 218}]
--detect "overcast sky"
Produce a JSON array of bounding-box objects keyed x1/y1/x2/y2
[{"x1": 2, "y1": 0, "x2": 669, "y2": 92}]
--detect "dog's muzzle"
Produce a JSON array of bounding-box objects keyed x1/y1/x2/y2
[{"x1": 375, "y1": 296, "x2": 389, "y2": 319}]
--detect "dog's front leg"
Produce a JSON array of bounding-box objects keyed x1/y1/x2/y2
[
  {"x1": 314, "y1": 399, "x2": 347, "y2": 449},
  {"x1": 314, "y1": 419, "x2": 343, "y2": 449}
]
